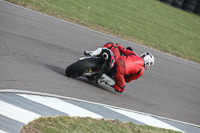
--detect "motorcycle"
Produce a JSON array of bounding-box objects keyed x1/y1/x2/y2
[{"x1": 65, "y1": 49, "x2": 116, "y2": 84}]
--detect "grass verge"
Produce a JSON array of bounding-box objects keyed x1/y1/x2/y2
[
  {"x1": 21, "y1": 116, "x2": 180, "y2": 133},
  {"x1": 5, "y1": 0, "x2": 200, "y2": 63}
]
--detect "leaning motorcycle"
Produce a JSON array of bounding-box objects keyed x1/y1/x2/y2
[{"x1": 65, "y1": 49, "x2": 116, "y2": 83}]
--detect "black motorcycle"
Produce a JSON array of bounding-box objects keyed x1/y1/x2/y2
[{"x1": 65, "y1": 49, "x2": 116, "y2": 83}]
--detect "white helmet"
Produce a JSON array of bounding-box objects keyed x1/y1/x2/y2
[{"x1": 140, "y1": 52, "x2": 155, "y2": 70}]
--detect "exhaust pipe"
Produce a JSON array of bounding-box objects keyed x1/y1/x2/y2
[{"x1": 102, "y1": 52, "x2": 109, "y2": 60}]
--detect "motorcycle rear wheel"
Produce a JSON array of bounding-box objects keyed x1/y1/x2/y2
[{"x1": 65, "y1": 58, "x2": 100, "y2": 78}]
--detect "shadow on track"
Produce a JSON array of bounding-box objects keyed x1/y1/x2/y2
[{"x1": 44, "y1": 64, "x2": 66, "y2": 76}]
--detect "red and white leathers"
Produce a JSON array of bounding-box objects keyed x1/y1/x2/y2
[{"x1": 103, "y1": 42, "x2": 145, "y2": 93}]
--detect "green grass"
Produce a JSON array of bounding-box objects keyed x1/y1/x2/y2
[
  {"x1": 21, "y1": 116, "x2": 180, "y2": 133},
  {"x1": 6, "y1": 0, "x2": 200, "y2": 63}
]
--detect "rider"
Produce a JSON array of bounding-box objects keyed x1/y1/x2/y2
[{"x1": 84, "y1": 42, "x2": 155, "y2": 93}]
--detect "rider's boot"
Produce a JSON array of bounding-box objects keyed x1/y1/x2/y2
[
  {"x1": 98, "y1": 74, "x2": 115, "y2": 86},
  {"x1": 84, "y1": 47, "x2": 102, "y2": 56}
]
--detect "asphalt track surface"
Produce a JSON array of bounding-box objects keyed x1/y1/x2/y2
[{"x1": 0, "y1": 1, "x2": 200, "y2": 126}]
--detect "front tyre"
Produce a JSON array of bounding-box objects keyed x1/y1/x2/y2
[{"x1": 65, "y1": 58, "x2": 100, "y2": 78}]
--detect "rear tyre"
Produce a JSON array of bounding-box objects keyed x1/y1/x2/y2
[
  {"x1": 182, "y1": 0, "x2": 197, "y2": 13},
  {"x1": 194, "y1": 2, "x2": 200, "y2": 15},
  {"x1": 66, "y1": 58, "x2": 100, "y2": 78},
  {"x1": 172, "y1": 0, "x2": 184, "y2": 8},
  {"x1": 160, "y1": 0, "x2": 173, "y2": 5}
]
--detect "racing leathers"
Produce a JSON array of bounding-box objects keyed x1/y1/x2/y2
[{"x1": 103, "y1": 42, "x2": 145, "y2": 93}]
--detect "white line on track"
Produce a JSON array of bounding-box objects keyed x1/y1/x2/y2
[
  {"x1": 106, "y1": 107, "x2": 184, "y2": 132},
  {"x1": 0, "y1": 100, "x2": 41, "y2": 124},
  {"x1": 1, "y1": 89, "x2": 199, "y2": 128},
  {"x1": 18, "y1": 94, "x2": 103, "y2": 119},
  {"x1": 0, "y1": 129, "x2": 9, "y2": 133}
]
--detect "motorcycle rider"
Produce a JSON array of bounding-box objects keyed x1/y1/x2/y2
[{"x1": 84, "y1": 42, "x2": 155, "y2": 93}]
